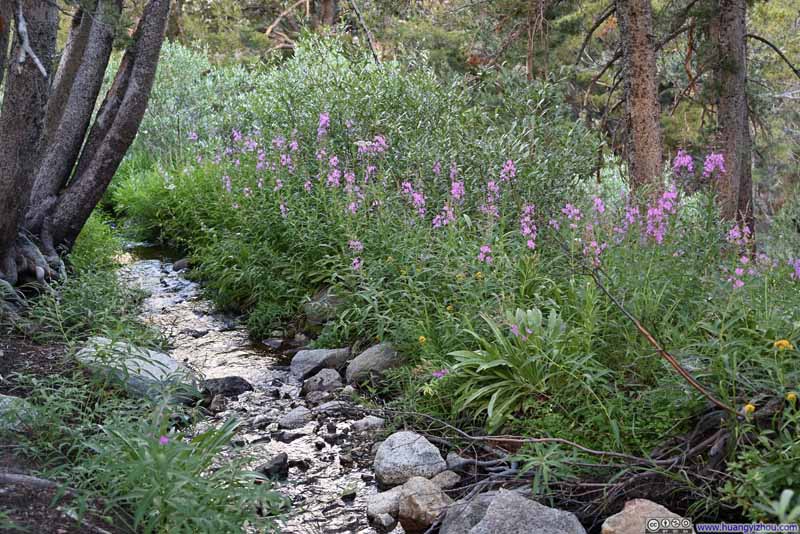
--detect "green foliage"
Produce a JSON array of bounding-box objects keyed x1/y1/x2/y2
[
  {"x1": 109, "y1": 37, "x2": 800, "y2": 519},
  {"x1": 723, "y1": 409, "x2": 800, "y2": 522},
  {"x1": 8, "y1": 374, "x2": 283, "y2": 533},
  {"x1": 450, "y1": 309, "x2": 609, "y2": 433}
]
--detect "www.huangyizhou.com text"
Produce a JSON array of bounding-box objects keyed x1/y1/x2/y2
[{"x1": 694, "y1": 523, "x2": 800, "y2": 533}]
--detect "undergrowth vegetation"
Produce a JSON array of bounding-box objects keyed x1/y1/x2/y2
[
  {"x1": 1, "y1": 215, "x2": 284, "y2": 533},
  {"x1": 110, "y1": 38, "x2": 800, "y2": 519}
]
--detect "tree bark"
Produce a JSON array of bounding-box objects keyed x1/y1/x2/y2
[
  {"x1": 0, "y1": 0, "x2": 58, "y2": 284},
  {"x1": 615, "y1": 0, "x2": 663, "y2": 190},
  {"x1": 712, "y1": 0, "x2": 752, "y2": 226},
  {"x1": 43, "y1": 0, "x2": 171, "y2": 254},
  {"x1": 26, "y1": 0, "x2": 122, "y2": 239}
]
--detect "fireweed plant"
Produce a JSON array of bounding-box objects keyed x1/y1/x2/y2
[{"x1": 112, "y1": 39, "x2": 800, "y2": 517}]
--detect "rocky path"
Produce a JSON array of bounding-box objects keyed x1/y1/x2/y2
[{"x1": 120, "y1": 256, "x2": 385, "y2": 533}]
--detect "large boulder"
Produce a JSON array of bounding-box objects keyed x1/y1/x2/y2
[
  {"x1": 278, "y1": 406, "x2": 312, "y2": 429},
  {"x1": 301, "y1": 368, "x2": 343, "y2": 396},
  {"x1": 303, "y1": 287, "x2": 346, "y2": 326},
  {"x1": 398, "y1": 476, "x2": 453, "y2": 533},
  {"x1": 373, "y1": 431, "x2": 446, "y2": 487},
  {"x1": 290, "y1": 348, "x2": 351, "y2": 380},
  {"x1": 441, "y1": 489, "x2": 585, "y2": 534},
  {"x1": 0, "y1": 394, "x2": 35, "y2": 432},
  {"x1": 76, "y1": 337, "x2": 200, "y2": 402},
  {"x1": 345, "y1": 343, "x2": 404, "y2": 384},
  {"x1": 601, "y1": 499, "x2": 688, "y2": 534},
  {"x1": 203, "y1": 376, "x2": 254, "y2": 398}
]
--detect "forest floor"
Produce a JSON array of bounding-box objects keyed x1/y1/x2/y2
[{"x1": 0, "y1": 338, "x2": 124, "y2": 534}]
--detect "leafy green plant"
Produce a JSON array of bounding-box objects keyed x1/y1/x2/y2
[{"x1": 450, "y1": 308, "x2": 609, "y2": 432}]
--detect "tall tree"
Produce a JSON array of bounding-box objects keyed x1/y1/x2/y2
[
  {"x1": 0, "y1": 0, "x2": 171, "y2": 287},
  {"x1": 615, "y1": 0, "x2": 663, "y2": 189},
  {"x1": 711, "y1": 0, "x2": 753, "y2": 226}
]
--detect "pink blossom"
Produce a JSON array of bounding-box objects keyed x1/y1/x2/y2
[
  {"x1": 500, "y1": 159, "x2": 516, "y2": 181},
  {"x1": 672, "y1": 149, "x2": 694, "y2": 175},
  {"x1": 451, "y1": 181, "x2": 465, "y2": 200},
  {"x1": 348, "y1": 240, "x2": 364, "y2": 252},
  {"x1": 477, "y1": 244, "x2": 493, "y2": 264},
  {"x1": 159, "y1": 435, "x2": 169, "y2": 445},
  {"x1": 702, "y1": 152, "x2": 726, "y2": 178},
  {"x1": 352, "y1": 257, "x2": 362, "y2": 271}
]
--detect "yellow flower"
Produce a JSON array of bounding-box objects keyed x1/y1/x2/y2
[
  {"x1": 456, "y1": 273, "x2": 465, "y2": 282},
  {"x1": 743, "y1": 403, "x2": 756, "y2": 415},
  {"x1": 787, "y1": 392, "x2": 798, "y2": 403},
  {"x1": 446, "y1": 305, "x2": 454, "y2": 312},
  {"x1": 474, "y1": 271, "x2": 484, "y2": 280},
  {"x1": 418, "y1": 335, "x2": 427, "y2": 345},
  {"x1": 386, "y1": 256, "x2": 394, "y2": 263},
  {"x1": 400, "y1": 268, "x2": 407, "y2": 275},
  {"x1": 774, "y1": 339, "x2": 794, "y2": 350}
]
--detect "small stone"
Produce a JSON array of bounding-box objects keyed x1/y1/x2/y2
[
  {"x1": 341, "y1": 484, "x2": 357, "y2": 502},
  {"x1": 341, "y1": 385, "x2": 356, "y2": 397},
  {"x1": 301, "y1": 368, "x2": 343, "y2": 396},
  {"x1": 366, "y1": 486, "x2": 403, "y2": 520},
  {"x1": 252, "y1": 412, "x2": 277, "y2": 428},
  {"x1": 288, "y1": 458, "x2": 312, "y2": 470},
  {"x1": 204, "y1": 376, "x2": 254, "y2": 398},
  {"x1": 313, "y1": 400, "x2": 352, "y2": 416},
  {"x1": 172, "y1": 258, "x2": 190, "y2": 271},
  {"x1": 601, "y1": 499, "x2": 686, "y2": 534},
  {"x1": 373, "y1": 513, "x2": 397, "y2": 532},
  {"x1": 340, "y1": 452, "x2": 354, "y2": 467},
  {"x1": 352, "y1": 415, "x2": 385, "y2": 432},
  {"x1": 305, "y1": 390, "x2": 333, "y2": 405},
  {"x1": 208, "y1": 394, "x2": 226, "y2": 412},
  {"x1": 274, "y1": 430, "x2": 303, "y2": 443},
  {"x1": 345, "y1": 343, "x2": 405, "y2": 384},
  {"x1": 258, "y1": 452, "x2": 289, "y2": 480},
  {"x1": 315, "y1": 440, "x2": 326, "y2": 450},
  {"x1": 326, "y1": 422, "x2": 338, "y2": 433},
  {"x1": 290, "y1": 348, "x2": 352, "y2": 380},
  {"x1": 373, "y1": 431, "x2": 447, "y2": 487},
  {"x1": 360, "y1": 473, "x2": 374, "y2": 483},
  {"x1": 262, "y1": 338, "x2": 284, "y2": 350},
  {"x1": 398, "y1": 476, "x2": 453, "y2": 533},
  {"x1": 278, "y1": 406, "x2": 312, "y2": 429}
]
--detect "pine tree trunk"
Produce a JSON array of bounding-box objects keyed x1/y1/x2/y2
[
  {"x1": 615, "y1": 0, "x2": 663, "y2": 190},
  {"x1": 0, "y1": 0, "x2": 58, "y2": 284},
  {"x1": 713, "y1": 0, "x2": 752, "y2": 226}
]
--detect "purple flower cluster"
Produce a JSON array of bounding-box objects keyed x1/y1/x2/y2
[
  {"x1": 702, "y1": 153, "x2": 726, "y2": 178},
  {"x1": 645, "y1": 185, "x2": 678, "y2": 244},
  {"x1": 358, "y1": 135, "x2": 389, "y2": 155},
  {"x1": 477, "y1": 244, "x2": 493, "y2": 264},
  {"x1": 432, "y1": 368, "x2": 449, "y2": 379},
  {"x1": 500, "y1": 159, "x2": 516, "y2": 182},
  {"x1": 317, "y1": 112, "x2": 330, "y2": 139},
  {"x1": 672, "y1": 149, "x2": 694, "y2": 175},
  {"x1": 520, "y1": 205, "x2": 537, "y2": 250}
]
